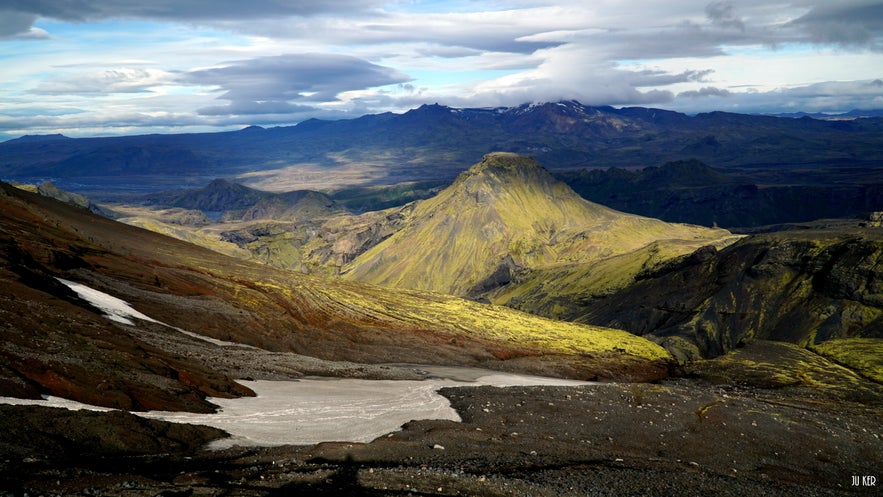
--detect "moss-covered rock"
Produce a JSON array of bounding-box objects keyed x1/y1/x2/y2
[
  {"x1": 685, "y1": 340, "x2": 883, "y2": 404},
  {"x1": 579, "y1": 227, "x2": 883, "y2": 358},
  {"x1": 809, "y1": 338, "x2": 883, "y2": 384}
]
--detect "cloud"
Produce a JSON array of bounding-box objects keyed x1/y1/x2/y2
[
  {"x1": 0, "y1": 1, "x2": 391, "y2": 40},
  {"x1": 0, "y1": 8, "x2": 40, "y2": 37},
  {"x1": 31, "y1": 68, "x2": 172, "y2": 95},
  {"x1": 677, "y1": 86, "x2": 732, "y2": 98},
  {"x1": 0, "y1": 0, "x2": 384, "y2": 32},
  {"x1": 669, "y1": 79, "x2": 883, "y2": 114},
  {"x1": 197, "y1": 101, "x2": 318, "y2": 117},
  {"x1": 1, "y1": 0, "x2": 881, "y2": 140},
  {"x1": 788, "y1": 1, "x2": 883, "y2": 48},
  {"x1": 705, "y1": 1, "x2": 745, "y2": 31},
  {"x1": 179, "y1": 53, "x2": 412, "y2": 117}
]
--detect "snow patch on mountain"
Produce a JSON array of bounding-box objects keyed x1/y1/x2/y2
[{"x1": 56, "y1": 278, "x2": 257, "y2": 349}]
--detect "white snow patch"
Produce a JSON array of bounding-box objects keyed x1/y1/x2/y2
[
  {"x1": 57, "y1": 277, "x2": 157, "y2": 326},
  {"x1": 0, "y1": 395, "x2": 113, "y2": 412},
  {"x1": 0, "y1": 368, "x2": 591, "y2": 449},
  {"x1": 55, "y1": 278, "x2": 255, "y2": 348}
]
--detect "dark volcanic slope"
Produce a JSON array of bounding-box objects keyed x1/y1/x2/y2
[
  {"x1": 575, "y1": 224, "x2": 883, "y2": 359},
  {"x1": 8, "y1": 376, "x2": 882, "y2": 496},
  {"x1": 0, "y1": 181, "x2": 671, "y2": 412}
]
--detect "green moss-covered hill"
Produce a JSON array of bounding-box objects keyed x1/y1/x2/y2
[
  {"x1": 0, "y1": 181, "x2": 670, "y2": 413},
  {"x1": 341, "y1": 152, "x2": 738, "y2": 300}
]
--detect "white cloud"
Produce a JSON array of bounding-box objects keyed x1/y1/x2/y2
[
  {"x1": 32, "y1": 68, "x2": 173, "y2": 95},
  {"x1": 0, "y1": 0, "x2": 880, "y2": 138}
]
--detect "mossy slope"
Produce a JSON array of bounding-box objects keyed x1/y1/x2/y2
[
  {"x1": 688, "y1": 340, "x2": 883, "y2": 403},
  {"x1": 0, "y1": 181, "x2": 671, "y2": 412},
  {"x1": 579, "y1": 228, "x2": 883, "y2": 359}
]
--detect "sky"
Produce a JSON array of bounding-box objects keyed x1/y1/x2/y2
[{"x1": 0, "y1": 0, "x2": 882, "y2": 139}]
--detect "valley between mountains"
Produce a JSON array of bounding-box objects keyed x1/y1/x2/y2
[{"x1": 2, "y1": 143, "x2": 882, "y2": 493}]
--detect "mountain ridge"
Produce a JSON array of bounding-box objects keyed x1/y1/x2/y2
[
  {"x1": 3, "y1": 100, "x2": 882, "y2": 194},
  {"x1": 575, "y1": 226, "x2": 883, "y2": 359},
  {"x1": 556, "y1": 159, "x2": 883, "y2": 228}
]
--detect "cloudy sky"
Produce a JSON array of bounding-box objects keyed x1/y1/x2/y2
[{"x1": 1, "y1": 0, "x2": 881, "y2": 139}]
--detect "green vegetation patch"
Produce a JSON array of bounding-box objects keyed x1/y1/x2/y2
[
  {"x1": 809, "y1": 338, "x2": 883, "y2": 384},
  {"x1": 307, "y1": 278, "x2": 672, "y2": 363},
  {"x1": 688, "y1": 340, "x2": 883, "y2": 404}
]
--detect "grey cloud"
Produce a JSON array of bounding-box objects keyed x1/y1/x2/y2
[
  {"x1": 0, "y1": 0, "x2": 383, "y2": 36},
  {"x1": 670, "y1": 78, "x2": 883, "y2": 114},
  {"x1": 705, "y1": 1, "x2": 745, "y2": 31},
  {"x1": 197, "y1": 101, "x2": 318, "y2": 117},
  {"x1": 630, "y1": 69, "x2": 714, "y2": 88},
  {"x1": 788, "y1": 1, "x2": 883, "y2": 48},
  {"x1": 1, "y1": 0, "x2": 382, "y2": 20},
  {"x1": 0, "y1": 8, "x2": 40, "y2": 37},
  {"x1": 677, "y1": 86, "x2": 732, "y2": 98},
  {"x1": 583, "y1": 25, "x2": 731, "y2": 61},
  {"x1": 433, "y1": 66, "x2": 678, "y2": 110},
  {"x1": 181, "y1": 53, "x2": 412, "y2": 116},
  {"x1": 31, "y1": 68, "x2": 167, "y2": 95},
  {"x1": 780, "y1": 78, "x2": 883, "y2": 98},
  {"x1": 415, "y1": 45, "x2": 482, "y2": 59}
]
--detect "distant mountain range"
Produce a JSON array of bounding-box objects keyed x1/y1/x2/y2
[
  {"x1": 2, "y1": 101, "x2": 883, "y2": 195},
  {"x1": 770, "y1": 109, "x2": 883, "y2": 119}
]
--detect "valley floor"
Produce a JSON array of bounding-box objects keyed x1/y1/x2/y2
[{"x1": 2, "y1": 369, "x2": 880, "y2": 497}]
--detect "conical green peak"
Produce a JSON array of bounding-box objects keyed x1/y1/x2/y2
[{"x1": 343, "y1": 152, "x2": 735, "y2": 299}]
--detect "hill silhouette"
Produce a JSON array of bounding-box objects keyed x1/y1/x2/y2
[
  {"x1": 141, "y1": 178, "x2": 345, "y2": 221},
  {"x1": 558, "y1": 159, "x2": 883, "y2": 228}
]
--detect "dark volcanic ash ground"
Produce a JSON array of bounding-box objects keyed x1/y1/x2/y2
[{"x1": 2, "y1": 372, "x2": 880, "y2": 496}]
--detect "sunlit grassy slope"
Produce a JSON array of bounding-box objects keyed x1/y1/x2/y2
[
  {"x1": 0, "y1": 181, "x2": 671, "y2": 386},
  {"x1": 342, "y1": 152, "x2": 738, "y2": 298},
  {"x1": 118, "y1": 216, "x2": 250, "y2": 259}
]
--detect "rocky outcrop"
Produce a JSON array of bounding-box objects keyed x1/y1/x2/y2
[
  {"x1": 577, "y1": 225, "x2": 883, "y2": 359},
  {"x1": 218, "y1": 204, "x2": 412, "y2": 271},
  {"x1": 0, "y1": 405, "x2": 228, "y2": 460},
  {"x1": 864, "y1": 211, "x2": 883, "y2": 227}
]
